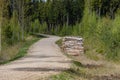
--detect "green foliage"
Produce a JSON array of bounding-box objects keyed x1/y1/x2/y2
[
  {"x1": 51, "y1": 72, "x2": 74, "y2": 80},
  {"x1": 0, "y1": 36, "x2": 40, "y2": 64},
  {"x1": 1, "y1": 0, "x2": 25, "y2": 47},
  {"x1": 60, "y1": 25, "x2": 73, "y2": 36},
  {"x1": 55, "y1": 39, "x2": 62, "y2": 47},
  {"x1": 1, "y1": 0, "x2": 120, "y2": 62},
  {"x1": 3, "y1": 24, "x2": 13, "y2": 45},
  {"x1": 105, "y1": 14, "x2": 120, "y2": 60},
  {"x1": 78, "y1": 0, "x2": 120, "y2": 61},
  {"x1": 14, "y1": 37, "x2": 39, "y2": 60},
  {"x1": 31, "y1": 19, "x2": 40, "y2": 33},
  {"x1": 30, "y1": 19, "x2": 47, "y2": 33},
  {"x1": 92, "y1": 15, "x2": 120, "y2": 60},
  {"x1": 39, "y1": 22, "x2": 47, "y2": 33},
  {"x1": 91, "y1": 0, "x2": 120, "y2": 18},
  {"x1": 72, "y1": 24, "x2": 81, "y2": 36},
  {"x1": 25, "y1": 0, "x2": 84, "y2": 33},
  {"x1": 3, "y1": 11, "x2": 21, "y2": 45}
]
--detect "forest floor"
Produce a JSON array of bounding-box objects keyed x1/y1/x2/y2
[{"x1": 0, "y1": 35, "x2": 71, "y2": 80}]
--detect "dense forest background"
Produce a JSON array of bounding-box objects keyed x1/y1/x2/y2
[{"x1": 0, "y1": 0, "x2": 120, "y2": 62}]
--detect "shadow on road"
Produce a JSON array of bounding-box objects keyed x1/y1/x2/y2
[
  {"x1": 24, "y1": 55, "x2": 61, "y2": 58},
  {"x1": 12, "y1": 60, "x2": 71, "y2": 65},
  {"x1": 13, "y1": 67, "x2": 68, "y2": 72}
]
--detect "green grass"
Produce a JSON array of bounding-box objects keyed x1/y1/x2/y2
[
  {"x1": 49, "y1": 59, "x2": 120, "y2": 80},
  {"x1": 51, "y1": 71, "x2": 74, "y2": 80},
  {"x1": 0, "y1": 35, "x2": 40, "y2": 64},
  {"x1": 13, "y1": 37, "x2": 39, "y2": 60},
  {"x1": 50, "y1": 62, "x2": 92, "y2": 80},
  {"x1": 55, "y1": 39, "x2": 62, "y2": 47}
]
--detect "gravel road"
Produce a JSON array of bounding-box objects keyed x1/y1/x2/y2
[{"x1": 0, "y1": 35, "x2": 71, "y2": 80}]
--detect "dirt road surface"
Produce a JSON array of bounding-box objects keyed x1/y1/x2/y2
[{"x1": 0, "y1": 35, "x2": 71, "y2": 80}]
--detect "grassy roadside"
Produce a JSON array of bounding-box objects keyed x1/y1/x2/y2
[
  {"x1": 55, "y1": 39, "x2": 62, "y2": 47},
  {"x1": 50, "y1": 61, "x2": 120, "y2": 80},
  {"x1": 49, "y1": 39, "x2": 120, "y2": 80},
  {"x1": 0, "y1": 35, "x2": 41, "y2": 65}
]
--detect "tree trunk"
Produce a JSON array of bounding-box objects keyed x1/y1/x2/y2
[
  {"x1": 0, "y1": 0, "x2": 3, "y2": 52},
  {"x1": 66, "y1": 13, "x2": 69, "y2": 26},
  {"x1": 17, "y1": 0, "x2": 24, "y2": 40},
  {"x1": 21, "y1": 0, "x2": 24, "y2": 40},
  {"x1": 99, "y1": 7, "x2": 101, "y2": 17},
  {"x1": 110, "y1": 8, "x2": 115, "y2": 19}
]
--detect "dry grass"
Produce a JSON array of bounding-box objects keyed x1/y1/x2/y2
[
  {"x1": 0, "y1": 42, "x2": 22, "y2": 62},
  {"x1": 50, "y1": 39, "x2": 120, "y2": 80},
  {"x1": 0, "y1": 35, "x2": 40, "y2": 64},
  {"x1": 49, "y1": 60, "x2": 120, "y2": 80}
]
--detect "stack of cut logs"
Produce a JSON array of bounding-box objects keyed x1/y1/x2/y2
[{"x1": 62, "y1": 37, "x2": 84, "y2": 56}]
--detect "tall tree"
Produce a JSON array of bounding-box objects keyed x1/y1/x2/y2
[
  {"x1": 92, "y1": 0, "x2": 120, "y2": 18},
  {"x1": 16, "y1": 0, "x2": 25, "y2": 40}
]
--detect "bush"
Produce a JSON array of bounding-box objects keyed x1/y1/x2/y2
[
  {"x1": 30, "y1": 19, "x2": 47, "y2": 34},
  {"x1": 75, "y1": 1, "x2": 120, "y2": 61},
  {"x1": 2, "y1": 11, "x2": 20, "y2": 45},
  {"x1": 60, "y1": 25, "x2": 73, "y2": 36}
]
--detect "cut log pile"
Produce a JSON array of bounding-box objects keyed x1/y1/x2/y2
[{"x1": 62, "y1": 37, "x2": 84, "y2": 56}]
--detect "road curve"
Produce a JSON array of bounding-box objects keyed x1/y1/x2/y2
[{"x1": 0, "y1": 35, "x2": 71, "y2": 80}]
